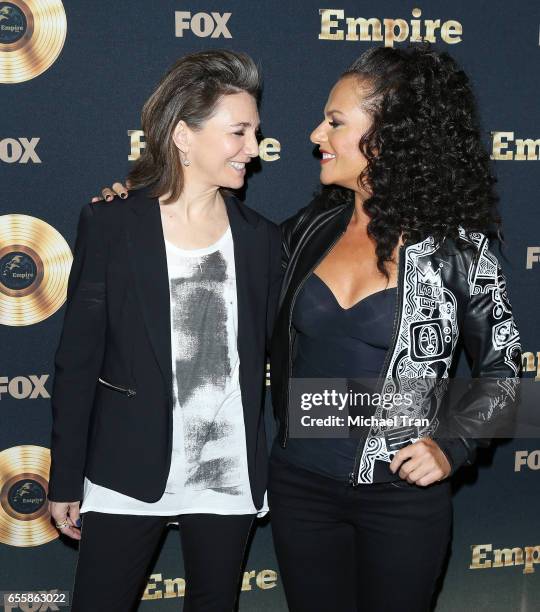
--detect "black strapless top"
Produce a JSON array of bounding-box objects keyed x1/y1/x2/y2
[{"x1": 271, "y1": 272, "x2": 397, "y2": 481}]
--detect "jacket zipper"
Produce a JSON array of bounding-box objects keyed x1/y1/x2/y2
[
  {"x1": 348, "y1": 243, "x2": 405, "y2": 486},
  {"x1": 281, "y1": 217, "x2": 351, "y2": 448},
  {"x1": 98, "y1": 377, "x2": 137, "y2": 397}
]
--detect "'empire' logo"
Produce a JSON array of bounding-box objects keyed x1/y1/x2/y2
[
  {"x1": 522, "y1": 351, "x2": 540, "y2": 381},
  {"x1": 491, "y1": 132, "x2": 540, "y2": 160},
  {"x1": 143, "y1": 568, "x2": 277, "y2": 599},
  {"x1": 318, "y1": 7, "x2": 462, "y2": 47},
  {"x1": 128, "y1": 130, "x2": 280, "y2": 162},
  {"x1": 470, "y1": 544, "x2": 540, "y2": 574}
]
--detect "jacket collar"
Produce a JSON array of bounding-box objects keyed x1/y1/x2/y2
[{"x1": 278, "y1": 199, "x2": 354, "y2": 311}]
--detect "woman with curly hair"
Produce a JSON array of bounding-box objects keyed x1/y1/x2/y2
[{"x1": 268, "y1": 45, "x2": 521, "y2": 612}]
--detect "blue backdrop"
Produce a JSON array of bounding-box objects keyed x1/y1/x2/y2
[{"x1": 1, "y1": 1, "x2": 539, "y2": 610}]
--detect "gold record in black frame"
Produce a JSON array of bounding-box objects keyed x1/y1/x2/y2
[
  {"x1": 0, "y1": 0, "x2": 67, "y2": 84},
  {"x1": 0, "y1": 446, "x2": 58, "y2": 547},
  {"x1": 0, "y1": 214, "x2": 72, "y2": 326}
]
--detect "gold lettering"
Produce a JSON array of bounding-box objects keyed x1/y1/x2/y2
[
  {"x1": 256, "y1": 569, "x2": 278, "y2": 590},
  {"x1": 491, "y1": 132, "x2": 514, "y2": 161},
  {"x1": 142, "y1": 573, "x2": 163, "y2": 600},
  {"x1": 317, "y1": 9, "x2": 462, "y2": 46},
  {"x1": 128, "y1": 130, "x2": 278, "y2": 163},
  {"x1": 470, "y1": 544, "x2": 540, "y2": 573},
  {"x1": 259, "y1": 138, "x2": 281, "y2": 162},
  {"x1": 345, "y1": 18, "x2": 382, "y2": 42},
  {"x1": 410, "y1": 8, "x2": 422, "y2": 42},
  {"x1": 470, "y1": 544, "x2": 492, "y2": 569},
  {"x1": 515, "y1": 138, "x2": 540, "y2": 161},
  {"x1": 318, "y1": 9, "x2": 344, "y2": 40},
  {"x1": 241, "y1": 570, "x2": 257, "y2": 591},
  {"x1": 383, "y1": 18, "x2": 409, "y2": 47},
  {"x1": 163, "y1": 577, "x2": 185, "y2": 598},
  {"x1": 424, "y1": 19, "x2": 441, "y2": 43},
  {"x1": 492, "y1": 547, "x2": 524, "y2": 568},
  {"x1": 521, "y1": 352, "x2": 540, "y2": 381},
  {"x1": 524, "y1": 546, "x2": 540, "y2": 574},
  {"x1": 522, "y1": 352, "x2": 536, "y2": 373},
  {"x1": 128, "y1": 129, "x2": 146, "y2": 161},
  {"x1": 441, "y1": 20, "x2": 462, "y2": 43}
]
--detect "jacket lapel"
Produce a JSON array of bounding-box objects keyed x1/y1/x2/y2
[
  {"x1": 126, "y1": 188, "x2": 172, "y2": 394},
  {"x1": 125, "y1": 188, "x2": 258, "y2": 396},
  {"x1": 223, "y1": 194, "x2": 260, "y2": 368},
  {"x1": 280, "y1": 201, "x2": 354, "y2": 311}
]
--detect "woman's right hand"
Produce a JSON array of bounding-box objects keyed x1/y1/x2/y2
[
  {"x1": 91, "y1": 181, "x2": 130, "y2": 203},
  {"x1": 49, "y1": 500, "x2": 82, "y2": 540}
]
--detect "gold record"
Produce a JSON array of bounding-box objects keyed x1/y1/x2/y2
[
  {"x1": 0, "y1": 214, "x2": 72, "y2": 326},
  {"x1": 0, "y1": 0, "x2": 67, "y2": 84},
  {"x1": 0, "y1": 445, "x2": 58, "y2": 546}
]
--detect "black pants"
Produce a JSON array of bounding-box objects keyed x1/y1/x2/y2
[
  {"x1": 268, "y1": 455, "x2": 452, "y2": 612},
  {"x1": 70, "y1": 512, "x2": 254, "y2": 612}
]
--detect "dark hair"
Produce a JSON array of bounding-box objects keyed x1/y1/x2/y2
[
  {"x1": 319, "y1": 44, "x2": 500, "y2": 278},
  {"x1": 128, "y1": 49, "x2": 260, "y2": 204}
]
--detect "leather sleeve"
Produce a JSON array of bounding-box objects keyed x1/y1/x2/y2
[
  {"x1": 435, "y1": 238, "x2": 522, "y2": 475},
  {"x1": 279, "y1": 204, "x2": 311, "y2": 271},
  {"x1": 48, "y1": 204, "x2": 108, "y2": 502}
]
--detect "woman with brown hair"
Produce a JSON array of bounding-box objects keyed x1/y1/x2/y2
[{"x1": 47, "y1": 49, "x2": 281, "y2": 611}]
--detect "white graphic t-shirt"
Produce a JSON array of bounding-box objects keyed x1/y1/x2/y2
[{"x1": 80, "y1": 227, "x2": 267, "y2": 517}]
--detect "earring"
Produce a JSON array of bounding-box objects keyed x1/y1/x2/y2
[{"x1": 181, "y1": 154, "x2": 191, "y2": 167}]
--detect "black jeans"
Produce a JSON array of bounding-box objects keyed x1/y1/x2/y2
[
  {"x1": 70, "y1": 512, "x2": 254, "y2": 612},
  {"x1": 268, "y1": 455, "x2": 452, "y2": 612}
]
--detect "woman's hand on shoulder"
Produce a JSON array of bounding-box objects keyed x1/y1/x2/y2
[
  {"x1": 389, "y1": 438, "x2": 451, "y2": 486},
  {"x1": 48, "y1": 500, "x2": 82, "y2": 540},
  {"x1": 91, "y1": 180, "x2": 130, "y2": 203}
]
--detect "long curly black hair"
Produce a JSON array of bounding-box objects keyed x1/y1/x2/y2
[{"x1": 317, "y1": 44, "x2": 501, "y2": 278}]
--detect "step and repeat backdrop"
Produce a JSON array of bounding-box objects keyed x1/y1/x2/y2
[{"x1": 1, "y1": 1, "x2": 539, "y2": 610}]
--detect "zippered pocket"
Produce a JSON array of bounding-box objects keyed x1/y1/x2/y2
[{"x1": 97, "y1": 377, "x2": 137, "y2": 397}]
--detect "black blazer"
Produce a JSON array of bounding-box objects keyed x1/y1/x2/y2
[{"x1": 47, "y1": 186, "x2": 282, "y2": 508}]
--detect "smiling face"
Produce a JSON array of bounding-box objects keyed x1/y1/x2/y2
[
  {"x1": 176, "y1": 91, "x2": 260, "y2": 191},
  {"x1": 310, "y1": 75, "x2": 374, "y2": 193}
]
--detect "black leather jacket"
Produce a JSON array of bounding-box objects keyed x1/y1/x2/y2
[{"x1": 270, "y1": 198, "x2": 522, "y2": 485}]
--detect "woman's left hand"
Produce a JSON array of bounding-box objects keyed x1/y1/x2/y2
[{"x1": 389, "y1": 438, "x2": 451, "y2": 486}]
